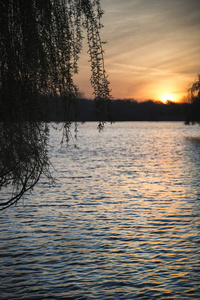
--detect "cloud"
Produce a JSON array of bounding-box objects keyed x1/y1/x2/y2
[{"x1": 77, "y1": 0, "x2": 200, "y2": 99}]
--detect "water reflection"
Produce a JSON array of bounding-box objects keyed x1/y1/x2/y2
[
  {"x1": 0, "y1": 123, "x2": 199, "y2": 298},
  {"x1": 0, "y1": 122, "x2": 53, "y2": 210}
]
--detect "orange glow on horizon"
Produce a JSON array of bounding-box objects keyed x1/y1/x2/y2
[{"x1": 160, "y1": 93, "x2": 177, "y2": 104}]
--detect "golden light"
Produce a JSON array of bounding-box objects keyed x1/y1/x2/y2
[{"x1": 160, "y1": 93, "x2": 176, "y2": 103}]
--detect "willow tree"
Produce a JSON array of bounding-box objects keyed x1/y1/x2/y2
[
  {"x1": 0, "y1": 0, "x2": 112, "y2": 209},
  {"x1": 0, "y1": 122, "x2": 53, "y2": 210},
  {"x1": 185, "y1": 74, "x2": 200, "y2": 125},
  {"x1": 0, "y1": 0, "x2": 111, "y2": 125}
]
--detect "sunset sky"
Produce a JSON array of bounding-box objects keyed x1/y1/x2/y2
[{"x1": 75, "y1": 0, "x2": 200, "y2": 102}]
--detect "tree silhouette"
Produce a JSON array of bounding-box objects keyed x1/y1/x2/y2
[
  {"x1": 0, "y1": 0, "x2": 112, "y2": 209},
  {"x1": 185, "y1": 74, "x2": 200, "y2": 125},
  {"x1": 0, "y1": 0, "x2": 111, "y2": 125},
  {"x1": 0, "y1": 122, "x2": 53, "y2": 210}
]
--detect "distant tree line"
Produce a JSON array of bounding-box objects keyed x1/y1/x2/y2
[
  {"x1": 109, "y1": 99, "x2": 189, "y2": 122},
  {"x1": 22, "y1": 96, "x2": 191, "y2": 122}
]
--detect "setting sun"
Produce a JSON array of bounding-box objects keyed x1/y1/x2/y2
[{"x1": 160, "y1": 93, "x2": 176, "y2": 103}]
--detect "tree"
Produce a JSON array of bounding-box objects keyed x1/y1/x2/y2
[
  {"x1": 0, "y1": 0, "x2": 112, "y2": 209},
  {"x1": 0, "y1": 0, "x2": 112, "y2": 125},
  {"x1": 185, "y1": 74, "x2": 200, "y2": 125},
  {"x1": 0, "y1": 122, "x2": 53, "y2": 210}
]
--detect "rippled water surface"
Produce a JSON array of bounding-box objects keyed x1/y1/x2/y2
[{"x1": 0, "y1": 122, "x2": 200, "y2": 299}]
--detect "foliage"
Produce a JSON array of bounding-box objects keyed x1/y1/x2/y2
[
  {"x1": 40, "y1": 97, "x2": 189, "y2": 122},
  {"x1": 185, "y1": 74, "x2": 200, "y2": 125},
  {"x1": 0, "y1": 122, "x2": 53, "y2": 210},
  {"x1": 0, "y1": 0, "x2": 112, "y2": 209},
  {"x1": 0, "y1": 0, "x2": 112, "y2": 124}
]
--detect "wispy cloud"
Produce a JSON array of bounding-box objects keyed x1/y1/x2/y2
[{"x1": 77, "y1": 0, "x2": 200, "y2": 100}]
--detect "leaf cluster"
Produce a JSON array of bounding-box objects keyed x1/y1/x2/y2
[
  {"x1": 0, "y1": 0, "x2": 112, "y2": 125},
  {"x1": 0, "y1": 122, "x2": 53, "y2": 210}
]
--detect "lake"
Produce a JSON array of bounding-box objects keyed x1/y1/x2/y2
[{"x1": 0, "y1": 122, "x2": 200, "y2": 299}]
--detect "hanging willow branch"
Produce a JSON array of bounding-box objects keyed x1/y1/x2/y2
[
  {"x1": 0, "y1": 122, "x2": 54, "y2": 210},
  {"x1": 0, "y1": 0, "x2": 112, "y2": 209},
  {"x1": 0, "y1": 0, "x2": 112, "y2": 125},
  {"x1": 81, "y1": 0, "x2": 112, "y2": 129}
]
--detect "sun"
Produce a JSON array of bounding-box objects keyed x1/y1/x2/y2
[{"x1": 160, "y1": 93, "x2": 175, "y2": 103}]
